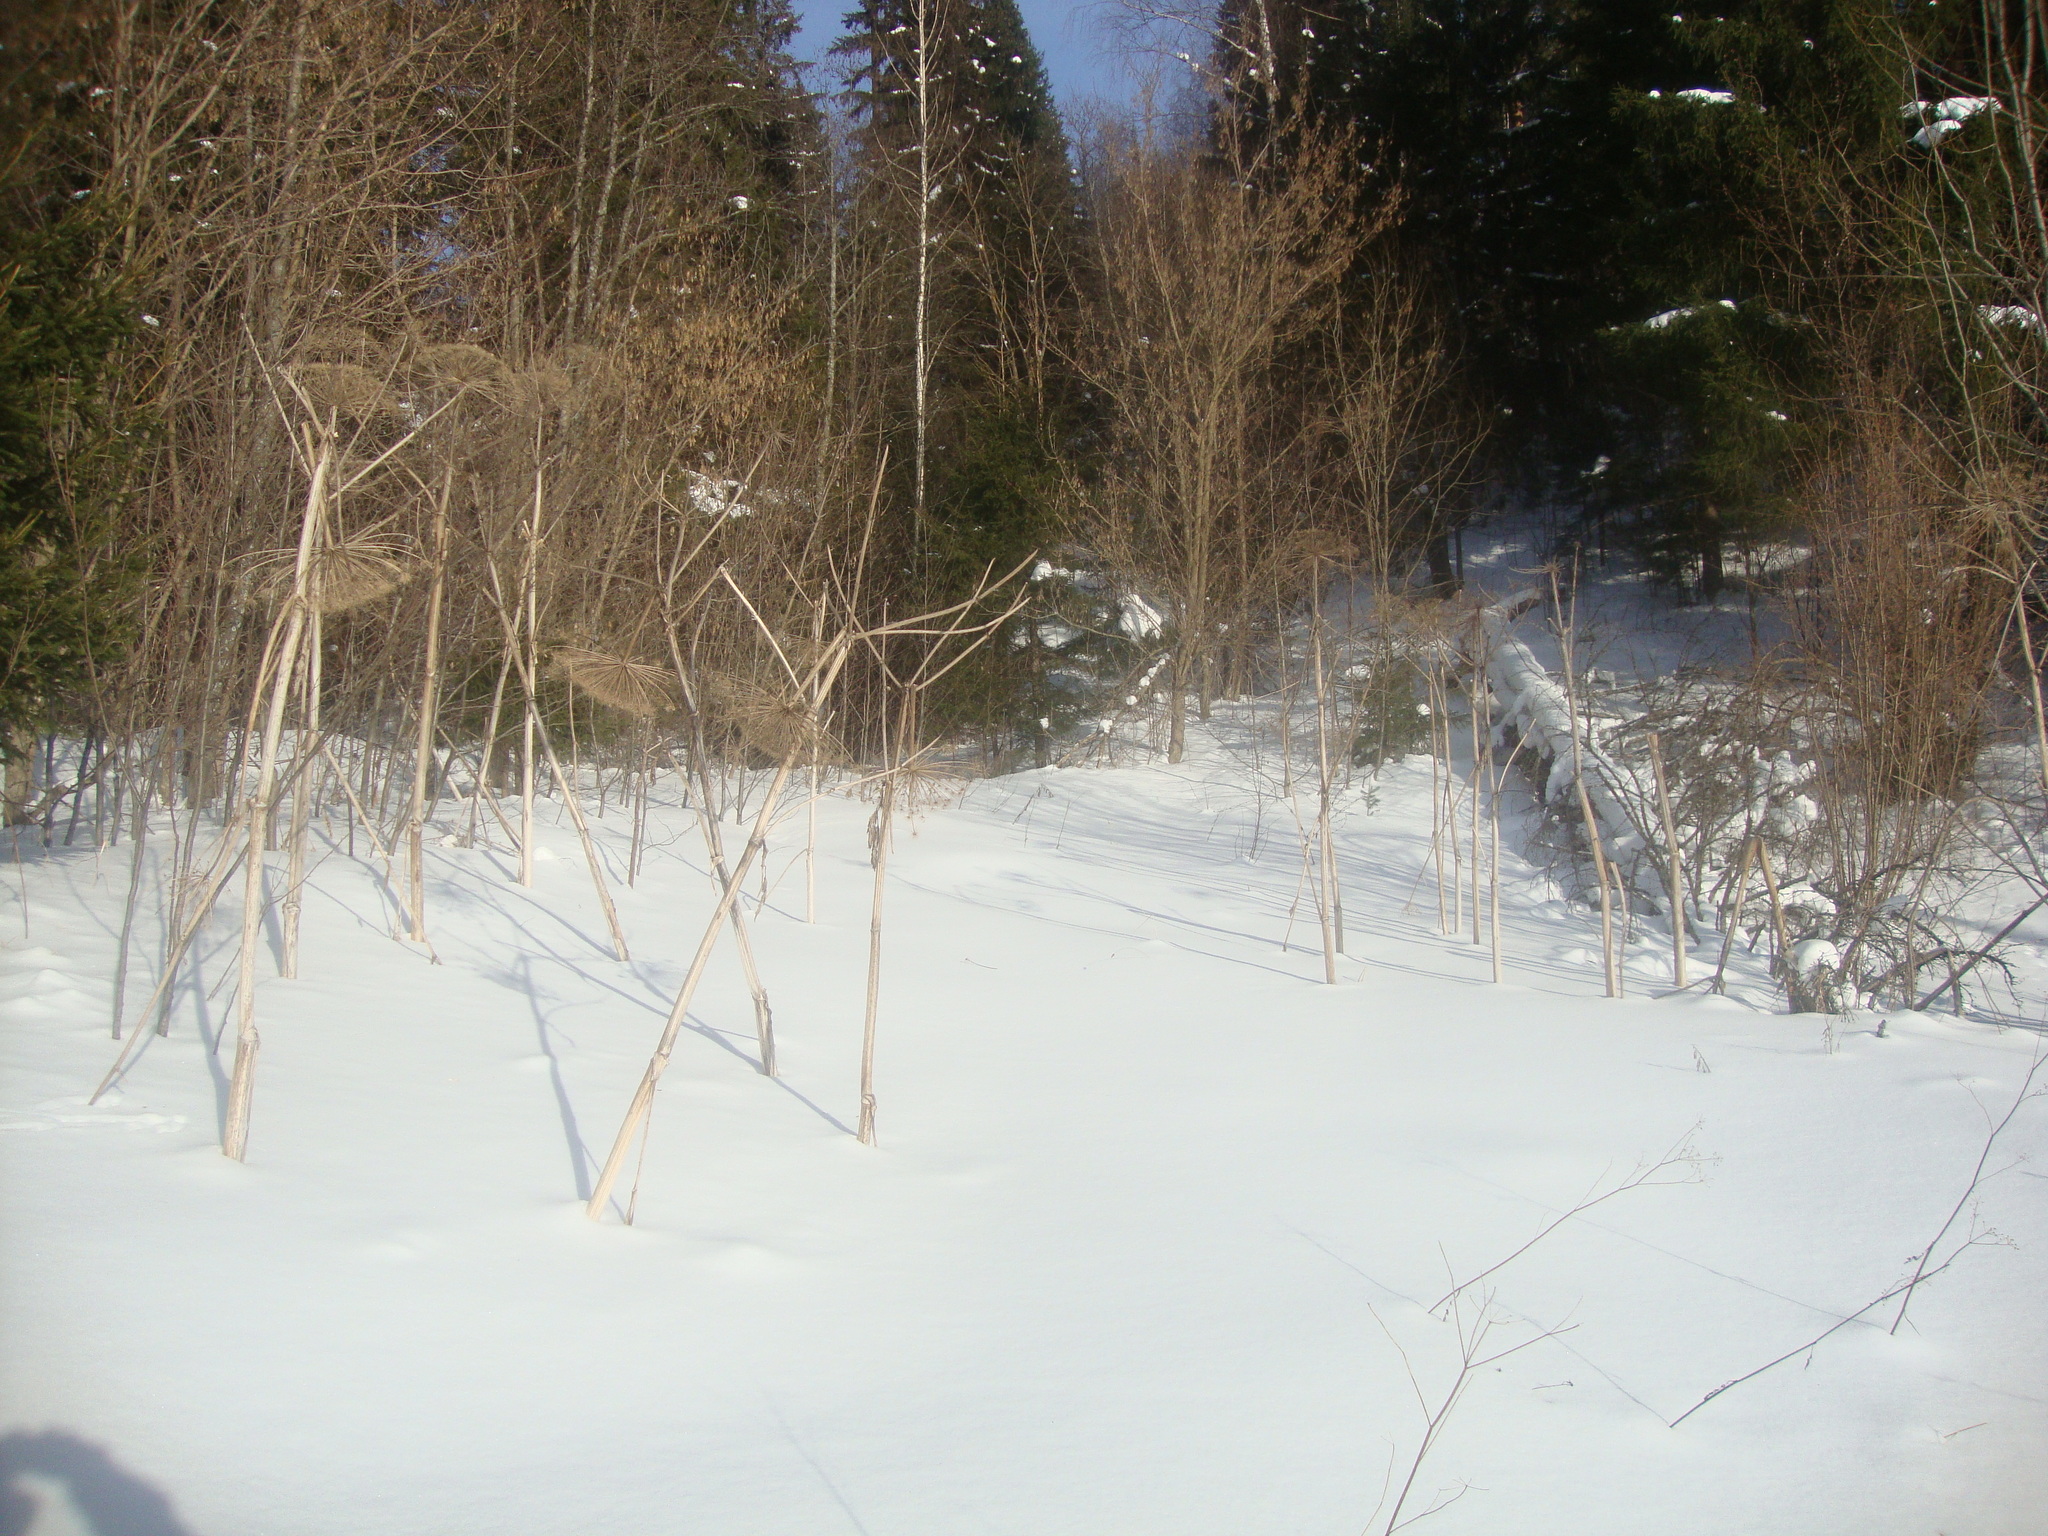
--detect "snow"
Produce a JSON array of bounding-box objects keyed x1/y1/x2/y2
[
  {"x1": 1030, "y1": 559, "x2": 1106, "y2": 593},
  {"x1": 1116, "y1": 590, "x2": 1165, "y2": 640},
  {"x1": 1482, "y1": 592, "x2": 1652, "y2": 867},
  {"x1": 685, "y1": 470, "x2": 752, "y2": 519},
  {"x1": 1905, "y1": 96, "x2": 1998, "y2": 148},
  {"x1": 1903, "y1": 96, "x2": 1999, "y2": 123},
  {"x1": 1789, "y1": 938, "x2": 1841, "y2": 978},
  {"x1": 1642, "y1": 299, "x2": 1738, "y2": 330},
  {"x1": 1647, "y1": 88, "x2": 1740, "y2": 106},
  {"x1": 3, "y1": 623, "x2": 2046, "y2": 1532},
  {"x1": 1981, "y1": 304, "x2": 2046, "y2": 338}
]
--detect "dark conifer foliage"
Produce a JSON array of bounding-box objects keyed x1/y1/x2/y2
[
  {"x1": 1200, "y1": 1, "x2": 2042, "y2": 595},
  {"x1": 833, "y1": 0, "x2": 1083, "y2": 597},
  {"x1": 1599, "y1": 0, "x2": 2046, "y2": 590},
  {"x1": 1214, "y1": 1, "x2": 1700, "y2": 476},
  {"x1": 440, "y1": 0, "x2": 817, "y2": 352},
  {"x1": 0, "y1": 218, "x2": 135, "y2": 767},
  {"x1": 0, "y1": 10, "x2": 141, "y2": 787}
]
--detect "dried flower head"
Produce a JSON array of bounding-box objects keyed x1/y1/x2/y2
[{"x1": 553, "y1": 647, "x2": 678, "y2": 717}]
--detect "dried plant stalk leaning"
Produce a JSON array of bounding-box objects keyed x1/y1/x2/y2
[
  {"x1": 1648, "y1": 731, "x2": 1688, "y2": 988},
  {"x1": 585, "y1": 632, "x2": 857, "y2": 1220},
  {"x1": 224, "y1": 418, "x2": 333, "y2": 1162}
]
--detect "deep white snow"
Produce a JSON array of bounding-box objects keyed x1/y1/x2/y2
[{"x1": 2, "y1": 661, "x2": 2045, "y2": 1534}]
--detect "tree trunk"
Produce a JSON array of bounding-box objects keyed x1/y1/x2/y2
[
  {"x1": 1, "y1": 726, "x2": 32, "y2": 826},
  {"x1": 1699, "y1": 505, "x2": 1725, "y2": 601},
  {"x1": 1425, "y1": 531, "x2": 1457, "y2": 596}
]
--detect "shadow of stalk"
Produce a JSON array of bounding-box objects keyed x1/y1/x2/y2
[{"x1": 0, "y1": 1429, "x2": 194, "y2": 1536}]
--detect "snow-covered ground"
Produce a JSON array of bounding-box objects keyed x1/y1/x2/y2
[{"x1": 2, "y1": 691, "x2": 2044, "y2": 1534}]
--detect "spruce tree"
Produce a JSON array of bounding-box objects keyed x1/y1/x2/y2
[
  {"x1": 834, "y1": 0, "x2": 1081, "y2": 595},
  {"x1": 1592, "y1": 0, "x2": 2026, "y2": 593},
  {"x1": 0, "y1": 215, "x2": 134, "y2": 805},
  {"x1": 1207, "y1": 2, "x2": 1699, "y2": 516},
  {"x1": 1207, "y1": 0, "x2": 1868, "y2": 593},
  {"x1": 446, "y1": 0, "x2": 815, "y2": 351}
]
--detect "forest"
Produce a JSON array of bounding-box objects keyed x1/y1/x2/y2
[
  {"x1": 0, "y1": 0, "x2": 2043, "y2": 902},
  {"x1": 1, "y1": 0, "x2": 2042, "y2": 882},
  {"x1": 1, "y1": 4, "x2": 2045, "y2": 1532}
]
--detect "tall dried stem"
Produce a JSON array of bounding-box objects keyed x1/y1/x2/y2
[
  {"x1": 1310, "y1": 565, "x2": 1338, "y2": 982},
  {"x1": 405, "y1": 470, "x2": 451, "y2": 943},
  {"x1": 1648, "y1": 731, "x2": 1688, "y2": 988},
  {"x1": 223, "y1": 417, "x2": 331, "y2": 1161}
]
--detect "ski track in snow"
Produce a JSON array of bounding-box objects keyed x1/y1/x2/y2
[{"x1": 2, "y1": 597, "x2": 2046, "y2": 1534}]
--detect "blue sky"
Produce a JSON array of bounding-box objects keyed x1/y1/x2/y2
[{"x1": 785, "y1": 1, "x2": 1141, "y2": 114}]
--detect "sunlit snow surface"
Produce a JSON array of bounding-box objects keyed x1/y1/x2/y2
[{"x1": 2, "y1": 543, "x2": 2044, "y2": 1534}]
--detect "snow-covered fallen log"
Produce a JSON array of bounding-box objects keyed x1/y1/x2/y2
[{"x1": 1477, "y1": 590, "x2": 1660, "y2": 899}]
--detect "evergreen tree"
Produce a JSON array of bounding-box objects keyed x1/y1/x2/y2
[
  {"x1": 1208, "y1": 1, "x2": 1706, "y2": 531},
  {"x1": 1594, "y1": 0, "x2": 2044, "y2": 592},
  {"x1": 0, "y1": 215, "x2": 134, "y2": 794},
  {"x1": 1207, "y1": 1, "x2": 1579, "y2": 586},
  {"x1": 443, "y1": 0, "x2": 816, "y2": 352},
  {"x1": 1208, "y1": 0, "x2": 1930, "y2": 594},
  {"x1": 1594, "y1": 298, "x2": 1809, "y2": 595},
  {"x1": 834, "y1": 0, "x2": 1081, "y2": 596}
]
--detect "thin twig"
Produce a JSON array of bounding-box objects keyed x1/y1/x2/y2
[{"x1": 1429, "y1": 1125, "x2": 1708, "y2": 1313}]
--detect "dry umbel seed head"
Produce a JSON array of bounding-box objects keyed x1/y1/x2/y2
[
  {"x1": 295, "y1": 325, "x2": 382, "y2": 365},
  {"x1": 247, "y1": 530, "x2": 413, "y2": 614},
  {"x1": 1959, "y1": 464, "x2": 2045, "y2": 544},
  {"x1": 700, "y1": 669, "x2": 841, "y2": 763},
  {"x1": 1281, "y1": 528, "x2": 1358, "y2": 572},
  {"x1": 553, "y1": 647, "x2": 678, "y2": 718},
  {"x1": 290, "y1": 362, "x2": 397, "y2": 420},
  {"x1": 503, "y1": 366, "x2": 575, "y2": 416},
  {"x1": 412, "y1": 342, "x2": 506, "y2": 389}
]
